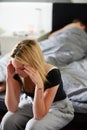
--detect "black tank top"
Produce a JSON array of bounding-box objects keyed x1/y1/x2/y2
[
  {"x1": 13, "y1": 68, "x2": 66, "y2": 102},
  {"x1": 45, "y1": 68, "x2": 66, "y2": 102}
]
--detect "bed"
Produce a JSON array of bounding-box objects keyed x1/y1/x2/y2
[
  {"x1": 39, "y1": 3, "x2": 87, "y2": 129},
  {"x1": 0, "y1": 2, "x2": 87, "y2": 129}
]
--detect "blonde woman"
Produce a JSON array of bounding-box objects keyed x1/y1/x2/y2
[{"x1": 1, "y1": 39, "x2": 74, "y2": 130}]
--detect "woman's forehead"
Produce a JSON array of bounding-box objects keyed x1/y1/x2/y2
[{"x1": 12, "y1": 59, "x2": 22, "y2": 67}]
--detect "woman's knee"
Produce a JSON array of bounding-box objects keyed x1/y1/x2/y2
[
  {"x1": 1, "y1": 111, "x2": 15, "y2": 130},
  {"x1": 25, "y1": 118, "x2": 43, "y2": 130},
  {"x1": 1, "y1": 111, "x2": 29, "y2": 130}
]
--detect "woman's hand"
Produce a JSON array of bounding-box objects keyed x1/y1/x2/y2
[
  {"x1": 6, "y1": 61, "x2": 21, "y2": 112},
  {"x1": 24, "y1": 65, "x2": 43, "y2": 88},
  {"x1": 7, "y1": 61, "x2": 15, "y2": 78}
]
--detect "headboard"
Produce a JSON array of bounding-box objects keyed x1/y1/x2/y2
[{"x1": 52, "y1": 3, "x2": 87, "y2": 32}]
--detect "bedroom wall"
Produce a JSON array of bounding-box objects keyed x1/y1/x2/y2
[
  {"x1": 0, "y1": 0, "x2": 71, "y2": 2},
  {"x1": 1, "y1": 0, "x2": 87, "y2": 3},
  {"x1": 0, "y1": 2, "x2": 52, "y2": 33},
  {"x1": 0, "y1": 2, "x2": 53, "y2": 56}
]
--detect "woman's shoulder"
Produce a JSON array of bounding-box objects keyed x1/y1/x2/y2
[
  {"x1": 45, "y1": 63, "x2": 57, "y2": 73},
  {"x1": 45, "y1": 63, "x2": 59, "y2": 75}
]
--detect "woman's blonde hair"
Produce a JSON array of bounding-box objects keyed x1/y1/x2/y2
[{"x1": 10, "y1": 39, "x2": 47, "y2": 83}]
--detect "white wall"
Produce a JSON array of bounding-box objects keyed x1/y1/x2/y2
[
  {"x1": 0, "y1": 0, "x2": 71, "y2": 2},
  {"x1": 0, "y1": 2, "x2": 52, "y2": 33}
]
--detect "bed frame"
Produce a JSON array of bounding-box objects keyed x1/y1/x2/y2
[{"x1": 52, "y1": 3, "x2": 87, "y2": 129}]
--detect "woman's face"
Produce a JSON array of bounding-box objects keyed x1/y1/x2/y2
[{"x1": 12, "y1": 59, "x2": 28, "y2": 78}]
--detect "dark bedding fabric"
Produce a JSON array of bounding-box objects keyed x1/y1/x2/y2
[
  {"x1": 63, "y1": 112, "x2": 87, "y2": 129},
  {"x1": 39, "y1": 27, "x2": 87, "y2": 113},
  {"x1": 0, "y1": 92, "x2": 7, "y2": 115}
]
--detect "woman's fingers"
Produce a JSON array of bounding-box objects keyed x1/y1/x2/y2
[{"x1": 24, "y1": 65, "x2": 36, "y2": 74}]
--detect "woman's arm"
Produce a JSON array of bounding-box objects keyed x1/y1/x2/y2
[
  {"x1": 48, "y1": 29, "x2": 62, "y2": 39},
  {"x1": 24, "y1": 65, "x2": 59, "y2": 120},
  {"x1": 33, "y1": 85, "x2": 59, "y2": 120},
  {"x1": 5, "y1": 62, "x2": 21, "y2": 112}
]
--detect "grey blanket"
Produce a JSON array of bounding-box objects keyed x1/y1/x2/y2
[
  {"x1": 61, "y1": 57, "x2": 87, "y2": 113},
  {"x1": 39, "y1": 27, "x2": 87, "y2": 113}
]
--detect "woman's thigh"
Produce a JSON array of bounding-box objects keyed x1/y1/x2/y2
[
  {"x1": 1, "y1": 94, "x2": 33, "y2": 130},
  {"x1": 25, "y1": 97, "x2": 74, "y2": 130}
]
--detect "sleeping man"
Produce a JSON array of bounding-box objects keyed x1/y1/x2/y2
[
  {"x1": 39, "y1": 18, "x2": 87, "y2": 67},
  {"x1": 48, "y1": 18, "x2": 87, "y2": 39}
]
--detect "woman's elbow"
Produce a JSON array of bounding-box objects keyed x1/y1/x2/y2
[
  {"x1": 34, "y1": 112, "x2": 48, "y2": 120},
  {"x1": 6, "y1": 105, "x2": 18, "y2": 112},
  {"x1": 34, "y1": 115, "x2": 44, "y2": 120},
  {"x1": 5, "y1": 101, "x2": 18, "y2": 112}
]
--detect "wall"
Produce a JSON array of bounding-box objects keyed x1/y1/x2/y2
[
  {"x1": 0, "y1": 0, "x2": 71, "y2": 2},
  {"x1": 1, "y1": 0, "x2": 87, "y2": 3},
  {"x1": 0, "y1": 2, "x2": 52, "y2": 33}
]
